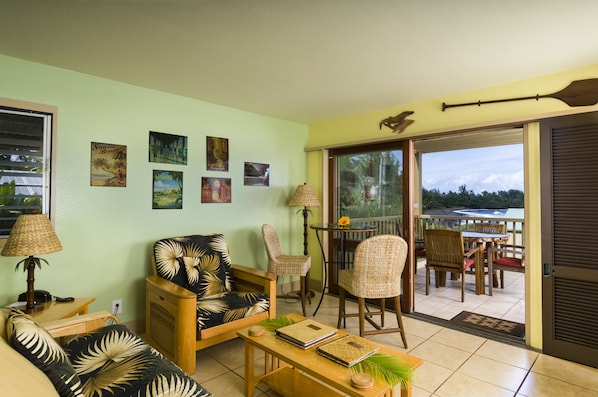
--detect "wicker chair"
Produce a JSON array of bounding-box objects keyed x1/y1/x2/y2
[
  {"x1": 487, "y1": 244, "x2": 525, "y2": 296},
  {"x1": 424, "y1": 229, "x2": 481, "y2": 302},
  {"x1": 337, "y1": 234, "x2": 408, "y2": 348},
  {"x1": 262, "y1": 224, "x2": 311, "y2": 316}
]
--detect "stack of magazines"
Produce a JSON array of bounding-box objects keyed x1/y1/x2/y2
[
  {"x1": 317, "y1": 334, "x2": 379, "y2": 367},
  {"x1": 275, "y1": 319, "x2": 337, "y2": 349}
]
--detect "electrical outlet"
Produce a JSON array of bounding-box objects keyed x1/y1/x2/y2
[{"x1": 112, "y1": 299, "x2": 122, "y2": 315}]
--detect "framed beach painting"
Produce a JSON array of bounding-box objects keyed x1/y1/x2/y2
[
  {"x1": 152, "y1": 170, "x2": 183, "y2": 209},
  {"x1": 244, "y1": 162, "x2": 270, "y2": 186},
  {"x1": 206, "y1": 136, "x2": 228, "y2": 171},
  {"x1": 90, "y1": 142, "x2": 127, "y2": 187},
  {"x1": 149, "y1": 131, "x2": 188, "y2": 165},
  {"x1": 201, "y1": 177, "x2": 231, "y2": 203}
]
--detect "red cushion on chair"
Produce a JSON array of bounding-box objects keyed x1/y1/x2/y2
[
  {"x1": 464, "y1": 258, "x2": 475, "y2": 270},
  {"x1": 495, "y1": 257, "x2": 523, "y2": 268}
]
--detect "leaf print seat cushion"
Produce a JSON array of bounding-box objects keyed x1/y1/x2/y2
[
  {"x1": 63, "y1": 323, "x2": 212, "y2": 397},
  {"x1": 154, "y1": 234, "x2": 270, "y2": 331}
]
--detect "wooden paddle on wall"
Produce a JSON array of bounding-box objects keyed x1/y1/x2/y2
[{"x1": 442, "y1": 78, "x2": 598, "y2": 111}]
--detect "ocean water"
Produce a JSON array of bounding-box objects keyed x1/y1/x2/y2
[{"x1": 453, "y1": 208, "x2": 507, "y2": 217}]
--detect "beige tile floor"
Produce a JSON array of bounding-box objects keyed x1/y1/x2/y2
[
  {"x1": 189, "y1": 292, "x2": 598, "y2": 397},
  {"x1": 413, "y1": 260, "x2": 525, "y2": 324}
]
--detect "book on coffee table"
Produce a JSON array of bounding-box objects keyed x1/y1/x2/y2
[
  {"x1": 275, "y1": 319, "x2": 337, "y2": 349},
  {"x1": 316, "y1": 334, "x2": 379, "y2": 367}
]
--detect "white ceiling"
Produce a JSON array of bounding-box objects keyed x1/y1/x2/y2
[{"x1": 2, "y1": 1, "x2": 598, "y2": 124}]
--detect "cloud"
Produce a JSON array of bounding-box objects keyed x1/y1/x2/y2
[{"x1": 422, "y1": 145, "x2": 523, "y2": 194}]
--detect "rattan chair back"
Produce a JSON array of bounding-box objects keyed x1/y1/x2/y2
[{"x1": 341, "y1": 234, "x2": 407, "y2": 298}]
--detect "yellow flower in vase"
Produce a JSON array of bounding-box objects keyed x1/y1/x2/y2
[{"x1": 337, "y1": 216, "x2": 351, "y2": 228}]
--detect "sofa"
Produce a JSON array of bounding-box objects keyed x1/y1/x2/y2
[
  {"x1": 146, "y1": 234, "x2": 276, "y2": 374},
  {"x1": 1, "y1": 307, "x2": 212, "y2": 397}
]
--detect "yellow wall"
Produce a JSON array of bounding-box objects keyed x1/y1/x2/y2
[
  {"x1": 0, "y1": 54, "x2": 309, "y2": 324},
  {"x1": 306, "y1": 64, "x2": 598, "y2": 350}
]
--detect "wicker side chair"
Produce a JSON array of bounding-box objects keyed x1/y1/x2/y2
[
  {"x1": 337, "y1": 234, "x2": 409, "y2": 348},
  {"x1": 262, "y1": 224, "x2": 311, "y2": 316}
]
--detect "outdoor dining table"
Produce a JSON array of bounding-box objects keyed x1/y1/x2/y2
[{"x1": 462, "y1": 230, "x2": 510, "y2": 294}]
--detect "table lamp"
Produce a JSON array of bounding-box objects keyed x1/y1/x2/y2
[
  {"x1": 1, "y1": 214, "x2": 63, "y2": 313},
  {"x1": 288, "y1": 183, "x2": 320, "y2": 255}
]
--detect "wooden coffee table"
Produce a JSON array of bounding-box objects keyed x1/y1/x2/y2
[{"x1": 237, "y1": 313, "x2": 422, "y2": 397}]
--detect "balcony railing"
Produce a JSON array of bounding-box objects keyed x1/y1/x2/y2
[{"x1": 346, "y1": 214, "x2": 524, "y2": 246}]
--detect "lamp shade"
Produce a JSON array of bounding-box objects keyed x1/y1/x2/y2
[
  {"x1": 1, "y1": 214, "x2": 62, "y2": 257},
  {"x1": 288, "y1": 183, "x2": 320, "y2": 207}
]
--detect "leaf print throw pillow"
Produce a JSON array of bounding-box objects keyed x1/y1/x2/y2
[{"x1": 7, "y1": 308, "x2": 84, "y2": 397}]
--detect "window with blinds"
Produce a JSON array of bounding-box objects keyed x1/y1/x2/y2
[{"x1": 0, "y1": 107, "x2": 52, "y2": 237}]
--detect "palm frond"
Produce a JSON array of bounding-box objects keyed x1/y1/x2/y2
[
  {"x1": 154, "y1": 239, "x2": 183, "y2": 279},
  {"x1": 351, "y1": 353, "x2": 413, "y2": 389},
  {"x1": 209, "y1": 235, "x2": 231, "y2": 265},
  {"x1": 199, "y1": 272, "x2": 226, "y2": 297},
  {"x1": 182, "y1": 256, "x2": 201, "y2": 284},
  {"x1": 144, "y1": 373, "x2": 206, "y2": 397},
  {"x1": 182, "y1": 243, "x2": 206, "y2": 259},
  {"x1": 258, "y1": 315, "x2": 295, "y2": 332},
  {"x1": 198, "y1": 254, "x2": 221, "y2": 273}
]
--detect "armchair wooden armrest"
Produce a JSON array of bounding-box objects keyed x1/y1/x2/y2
[
  {"x1": 42, "y1": 311, "x2": 119, "y2": 338},
  {"x1": 146, "y1": 264, "x2": 275, "y2": 374}
]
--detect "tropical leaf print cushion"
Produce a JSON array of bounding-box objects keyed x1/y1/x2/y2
[
  {"x1": 63, "y1": 324, "x2": 211, "y2": 397},
  {"x1": 7, "y1": 308, "x2": 84, "y2": 397},
  {"x1": 154, "y1": 234, "x2": 236, "y2": 298}
]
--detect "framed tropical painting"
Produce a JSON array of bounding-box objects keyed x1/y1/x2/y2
[
  {"x1": 244, "y1": 162, "x2": 269, "y2": 186},
  {"x1": 152, "y1": 170, "x2": 183, "y2": 209},
  {"x1": 206, "y1": 136, "x2": 228, "y2": 171},
  {"x1": 90, "y1": 142, "x2": 127, "y2": 187},
  {"x1": 149, "y1": 131, "x2": 188, "y2": 165},
  {"x1": 201, "y1": 177, "x2": 231, "y2": 203}
]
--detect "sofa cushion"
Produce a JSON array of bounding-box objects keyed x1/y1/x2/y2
[
  {"x1": 6, "y1": 308, "x2": 84, "y2": 397},
  {"x1": 64, "y1": 323, "x2": 211, "y2": 397},
  {"x1": 155, "y1": 234, "x2": 236, "y2": 298},
  {"x1": 196, "y1": 291, "x2": 270, "y2": 331},
  {"x1": 1, "y1": 308, "x2": 60, "y2": 397}
]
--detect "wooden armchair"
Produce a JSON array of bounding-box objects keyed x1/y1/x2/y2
[
  {"x1": 487, "y1": 244, "x2": 525, "y2": 296},
  {"x1": 424, "y1": 229, "x2": 481, "y2": 302},
  {"x1": 145, "y1": 234, "x2": 276, "y2": 374}
]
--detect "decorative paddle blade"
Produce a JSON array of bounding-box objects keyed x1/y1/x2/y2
[{"x1": 547, "y1": 78, "x2": 598, "y2": 107}]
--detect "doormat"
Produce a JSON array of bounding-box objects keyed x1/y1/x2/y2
[{"x1": 450, "y1": 311, "x2": 525, "y2": 339}]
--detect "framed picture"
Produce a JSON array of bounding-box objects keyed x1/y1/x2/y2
[
  {"x1": 244, "y1": 162, "x2": 270, "y2": 186},
  {"x1": 90, "y1": 142, "x2": 127, "y2": 187},
  {"x1": 201, "y1": 177, "x2": 231, "y2": 203},
  {"x1": 152, "y1": 170, "x2": 183, "y2": 209},
  {"x1": 149, "y1": 131, "x2": 188, "y2": 165},
  {"x1": 206, "y1": 136, "x2": 228, "y2": 171}
]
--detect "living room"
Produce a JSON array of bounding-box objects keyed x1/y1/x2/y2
[{"x1": 2, "y1": 3, "x2": 598, "y2": 393}]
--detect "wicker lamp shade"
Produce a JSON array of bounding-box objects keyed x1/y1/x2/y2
[
  {"x1": 288, "y1": 183, "x2": 320, "y2": 208},
  {"x1": 2, "y1": 214, "x2": 62, "y2": 257}
]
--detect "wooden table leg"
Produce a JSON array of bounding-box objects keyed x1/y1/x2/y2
[
  {"x1": 475, "y1": 248, "x2": 485, "y2": 295},
  {"x1": 244, "y1": 340, "x2": 255, "y2": 397}
]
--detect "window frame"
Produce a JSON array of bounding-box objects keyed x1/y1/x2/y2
[{"x1": 0, "y1": 97, "x2": 57, "y2": 243}]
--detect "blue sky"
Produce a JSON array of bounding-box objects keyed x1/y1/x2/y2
[{"x1": 422, "y1": 144, "x2": 524, "y2": 194}]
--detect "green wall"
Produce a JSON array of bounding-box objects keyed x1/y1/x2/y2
[{"x1": 0, "y1": 54, "x2": 309, "y2": 323}]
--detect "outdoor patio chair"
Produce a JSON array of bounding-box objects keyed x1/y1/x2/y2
[
  {"x1": 487, "y1": 244, "x2": 525, "y2": 296},
  {"x1": 424, "y1": 229, "x2": 481, "y2": 302}
]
